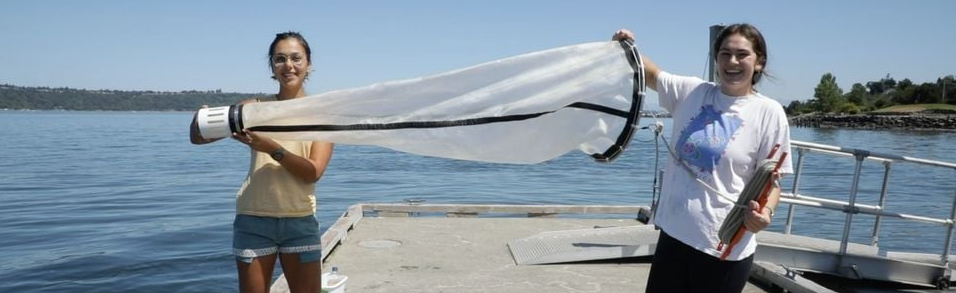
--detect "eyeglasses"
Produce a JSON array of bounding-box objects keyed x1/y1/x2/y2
[{"x1": 270, "y1": 54, "x2": 306, "y2": 68}]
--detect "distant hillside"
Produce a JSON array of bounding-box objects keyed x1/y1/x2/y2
[{"x1": 0, "y1": 84, "x2": 264, "y2": 111}]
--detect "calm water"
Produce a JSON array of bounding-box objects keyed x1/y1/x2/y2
[{"x1": 1, "y1": 111, "x2": 954, "y2": 292}]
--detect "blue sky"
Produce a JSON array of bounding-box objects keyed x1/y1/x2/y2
[{"x1": 1, "y1": 1, "x2": 953, "y2": 110}]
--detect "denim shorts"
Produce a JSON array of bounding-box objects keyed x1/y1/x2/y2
[{"x1": 233, "y1": 214, "x2": 321, "y2": 263}]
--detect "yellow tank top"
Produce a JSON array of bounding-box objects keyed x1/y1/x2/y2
[{"x1": 235, "y1": 140, "x2": 316, "y2": 217}]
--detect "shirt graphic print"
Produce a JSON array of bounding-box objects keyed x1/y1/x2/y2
[{"x1": 675, "y1": 105, "x2": 743, "y2": 176}]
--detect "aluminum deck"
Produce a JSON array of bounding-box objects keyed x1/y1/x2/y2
[
  {"x1": 272, "y1": 204, "x2": 772, "y2": 293},
  {"x1": 269, "y1": 203, "x2": 955, "y2": 292}
]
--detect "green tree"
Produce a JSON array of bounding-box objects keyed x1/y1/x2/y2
[
  {"x1": 839, "y1": 102, "x2": 861, "y2": 114},
  {"x1": 892, "y1": 78, "x2": 915, "y2": 104},
  {"x1": 912, "y1": 83, "x2": 941, "y2": 104},
  {"x1": 844, "y1": 83, "x2": 868, "y2": 106},
  {"x1": 0, "y1": 84, "x2": 261, "y2": 111},
  {"x1": 866, "y1": 74, "x2": 896, "y2": 95},
  {"x1": 872, "y1": 95, "x2": 893, "y2": 109},
  {"x1": 865, "y1": 81, "x2": 884, "y2": 95},
  {"x1": 940, "y1": 75, "x2": 956, "y2": 104},
  {"x1": 785, "y1": 100, "x2": 809, "y2": 115},
  {"x1": 813, "y1": 73, "x2": 844, "y2": 113},
  {"x1": 881, "y1": 75, "x2": 897, "y2": 92}
]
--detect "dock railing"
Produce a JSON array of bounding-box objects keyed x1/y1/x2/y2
[{"x1": 781, "y1": 140, "x2": 956, "y2": 265}]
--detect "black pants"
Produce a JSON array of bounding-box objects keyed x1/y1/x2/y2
[{"x1": 645, "y1": 230, "x2": 754, "y2": 293}]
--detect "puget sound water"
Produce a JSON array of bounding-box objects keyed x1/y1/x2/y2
[{"x1": 1, "y1": 110, "x2": 954, "y2": 292}]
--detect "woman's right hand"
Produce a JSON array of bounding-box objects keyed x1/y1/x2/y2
[
  {"x1": 612, "y1": 29, "x2": 635, "y2": 42},
  {"x1": 610, "y1": 28, "x2": 660, "y2": 92}
]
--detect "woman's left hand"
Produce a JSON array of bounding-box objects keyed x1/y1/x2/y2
[
  {"x1": 744, "y1": 200, "x2": 772, "y2": 233},
  {"x1": 232, "y1": 129, "x2": 281, "y2": 153}
]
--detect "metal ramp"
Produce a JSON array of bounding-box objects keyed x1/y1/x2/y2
[
  {"x1": 507, "y1": 225, "x2": 658, "y2": 265},
  {"x1": 508, "y1": 226, "x2": 952, "y2": 290},
  {"x1": 757, "y1": 232, "x2": 951, "y2": 288},
  {"x1": 750, "y1": 261, "x2": 838, "y2": 293}
]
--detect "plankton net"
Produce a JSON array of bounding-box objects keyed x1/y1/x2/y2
[{"x1": 196, "y1": 41, "x2": 646, "y2": 164}]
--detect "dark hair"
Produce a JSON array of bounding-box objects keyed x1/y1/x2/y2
[
  {"x1": 267, "y1": 31, "x2": 312, "y2": 70},
  {"x1": 712, "y1": 23, "x2": 768, "y2": 85}
]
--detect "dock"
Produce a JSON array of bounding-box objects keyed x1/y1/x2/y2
[
  {"x1": 272, "y1": 203, "x2": 773, "y2": 293},
  {"x1": 270, "y1": 139, "x2": 956, "y2": 292},
  {"x1": 270, "y1": 203, "x2": 956, "y2": 292}
]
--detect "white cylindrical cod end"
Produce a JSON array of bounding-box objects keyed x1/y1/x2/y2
[{"x1": 196, "y1": 106, "x2": 233, "y2": 139}]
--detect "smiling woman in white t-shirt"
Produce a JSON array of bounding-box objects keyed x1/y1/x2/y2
[{"x1": 613, "y1": 23, "x2": 793, "y2": 293}]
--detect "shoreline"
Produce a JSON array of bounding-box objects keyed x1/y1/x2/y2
[
  {"x1": 4, "y1": 109, "x2": 954, "y2": 132},
  {"x1": 789, "y1": 113, "x2": 956, "y2": 131}
]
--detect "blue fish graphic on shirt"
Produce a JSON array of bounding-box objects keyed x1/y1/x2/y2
[{"x1": 676, "y1": 105, "x2": 743, "y2": 175}]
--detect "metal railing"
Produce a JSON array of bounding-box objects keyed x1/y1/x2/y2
[{"x1": 781, "y1": 140, "x2": 956, "y2": 265}]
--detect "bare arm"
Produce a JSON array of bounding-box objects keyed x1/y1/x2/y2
[
  {"x1": 236, "y1": 130, "x2": 334, "y2": 183},
  {"x1": 293, "y1": 141, "x2": 334, "y2": 183},
  {"x1": 612, "y1": 29, "x2": 661, "y2": 92}
]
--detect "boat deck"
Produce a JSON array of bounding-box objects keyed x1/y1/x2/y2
[
  {"x1": 270, "y1": 203, "x2": 956, "y2": 293},
  {"x1": 320, "y1": 217, "x2": 674, "y2": 292},
  {"x1": 272, "y1": 204, "x2": 777, "y2": 293}
]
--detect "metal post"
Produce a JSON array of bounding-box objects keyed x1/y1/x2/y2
[
  {"x1": 942, "y1": 189, "x2": 956, "y2": 265},
  {"x1": 650, "y1": 169, "x2": 665, "y2": 222},
  {"x1": 870, "y1": 161, "x2": 892, "y2": 246},
  {"x1": 784, "y1": 148, "x2": 807, "y2": 235},
  {"x1": 708, "y1": 25, "x2": 724, "y2": 83},
  {"x1": 839, "y1": 151, "x2": 868, "y2": 255}
]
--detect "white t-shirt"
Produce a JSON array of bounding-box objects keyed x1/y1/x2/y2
[{"x1": 653, "y1": 71, "x2": 793, "y2": 260}]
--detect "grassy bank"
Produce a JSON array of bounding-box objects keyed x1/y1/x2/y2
[{"x1": 871, "y1": 104, "x2": 956, "y2": 114}]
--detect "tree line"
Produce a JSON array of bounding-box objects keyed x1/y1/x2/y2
[
  {"x1": 786, "y1": 74, "x2": 956, "y2": 115},
  {"x1": 4, "y1": 76, "x2": 955, "y2": 114},
  {"x1": 0, "y1": 84, "x2": 262, "y2": 111}
]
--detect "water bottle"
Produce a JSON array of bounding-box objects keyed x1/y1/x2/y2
[{"x1": 327, "y1": 266, "x2": 342, "y2": 286}]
